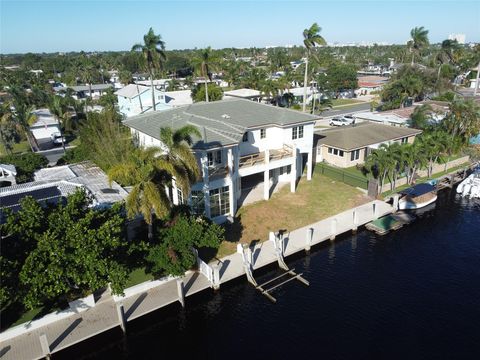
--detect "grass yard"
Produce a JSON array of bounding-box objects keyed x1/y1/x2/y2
[
  {"x1": 331, "y1": 99, "x2": 364, "y2": 107},
  {"x1": 125, "y1": 267, "x2": 155, "y2": 288},
  {"x1": 219, "y1": 170, "x2": 370, "y2": 257},
  {"x1": 0, "y1": 141, "x2": 31, "y2": 156}
]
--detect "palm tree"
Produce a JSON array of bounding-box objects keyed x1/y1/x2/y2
[
  {"x1": 365, "y1": 145, "x2": 395, "y2": 194},
  {"x1": 302, "y1": 23, "x2": 326, "y2": 112},
  {"x1": 260, "y1": 80, "x2": 279, "y2": 105},
  {"x1": 192, "y1": 47, "x2": 217, "y2": 102},
  {"x1": 48, "y1": 96, "x2": 68, "y2": 152},
  {"x1": 158, "y1": 125, "x2": 201, "y2": 196},
  {"x1": 443, "y1": 97, "x2": 480, "y2": 145},
  {"x1": 12, "y1": 102, "x2": 38, "y2": 152},
  {"x1": 108, "y1": 147, "x2": 175, "y2": 240},
  {"x1": 408, "y1": 26, "x2": 429, "y2": 65},
  {"x1": 132, "y1": 28, "x2": 166, "y2": 111},
  {"x1": 417, "y1": 131, "x2": 449, "y2": 177},
  {"x1": 409, "y1": 104, "x2": 434, "y2": 129},
  {"x1": 436, "y1": 39, "x2": 460, "y2": 85}
]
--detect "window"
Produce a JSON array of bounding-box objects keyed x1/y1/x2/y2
[
  {"x1": 330, "y1": 147, "x2": 344, "y2": 157},
  {"x1": 260, "y1": 128, "x2": 266, "y2": 139},
  {"x1": 207, "y1": 150, "x2": 222, "y2": 167},
  {"x1": 328, "y1": 147, "x2": 333, "y2": 154},
  {"x1": 339, "y1": 150, "x2": 344, "y2": 157},
  {"x1": 209, "y1": 186, "x2": 230, "y2": 218},
  {"x1": 190, "y1": 190, "x2": 205, "y2": 215},
  {"x1": 242, "y1": 132, "x2": 249, "y2": 142},
  {"x1": 333, "y1": 148, "x2": 338, "y2": 156},
  {"x1": 299, "y1": 126, "x2": 304, "y2": 138},
  {"x1": 401, "y1": 137, "x2": 408, "y2": 144},
  {"x1": 351, "y1": 149, "x2": 360, "y2": 161},
  {"x1": 292, "y1": 126, "x2": 304, "y2": 140},
  {"x1": 177, "y1": 188, "x2": 185, "y2": 204}
]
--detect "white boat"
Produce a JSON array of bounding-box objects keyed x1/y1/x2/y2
[
  {"x1": 398, "y1": 183, "x2": 438, "y2": 210},
  {"x1": 457, "y1": 168, "x2": 480, "y2": 198}
]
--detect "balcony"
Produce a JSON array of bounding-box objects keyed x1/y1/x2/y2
[
  {"x1": 208, "y1": 165, "x2": 228, "y2": 181},
  {"x1": 239, "y1": 145, "x2": 293, "y2": 169}
]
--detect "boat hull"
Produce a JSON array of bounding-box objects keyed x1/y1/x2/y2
[{"x1": 398, "y1": 194, "x2": 438, "y2": 210}]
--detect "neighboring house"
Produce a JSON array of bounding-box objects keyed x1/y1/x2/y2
[
  {"x1": 55, "y1": 84, "x2": 113, "y2": 99},
  {"x1": 0, "y1": 162, "x2": 128, "y2": 221},
  {"x1": 123, "y1": 99, "x2": 319, "y2": 223},
  {"x1": 224, "y1": 88, "x2": 262, "y2": 102},
  {"x1": 116, "y1": 84, "x2": 193, "y2": 117},
  {"x1": 354, "y1": 111, "x2": 410, "y2": 127},
  {"x1": 29, "y1": 109, "x2": 61, "y2": 149},
  {"x1": 356, "y1": 75, "x2": 389, "y2": 95},
  {"x1": 315, "y1": 122, "x2": 422, "y2": 168},
  {"x1": 0, "y1": 164, "x2": 17, "y2": 186}
]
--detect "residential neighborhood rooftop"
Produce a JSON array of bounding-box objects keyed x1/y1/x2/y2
[
  {"x1": 315, "y1": 122, "x2": 422, "y2": 151},
  {"x1": 123, "y1": 98, "x2": 319, "y2": 149},
  {"x1": 115, "y1": 84, "x2": 149, "y2": 98}
]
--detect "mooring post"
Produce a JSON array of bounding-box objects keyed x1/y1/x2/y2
[
  {"x1": 449, "y1": 174, "x2": 454, "y2": 188},
  {"x1": 393, "y1": 194, "x2": 399, "y2": 213},
  {"x1": 212, "y1": 264, "x2": 221, "y2": 290},
  {"x1": 39, "y1": 334, "x2": 51, "y2": 359},
  {"x1": 352, "y1": 209, "x2": 358, "y2": 233},
  {"x1": 116, "y1": 302, "x2": 127, "y2": 334},
  {"x1": 305, "y1": 227, "x2": 314, "y2": 252},
  {"x1": 176, "y1": 279, "x2": 185, "y2": 307},
  {"x1": 330, "y1": 218, "x2": 337, "y2": 241},
  {"x1": 373, "y1": 202, "x2": 378, "y2": 219}
]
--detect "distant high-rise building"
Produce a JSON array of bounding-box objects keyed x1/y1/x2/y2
[{"x1": 448, "y1": 34, "x2": 466, "y2": 44}]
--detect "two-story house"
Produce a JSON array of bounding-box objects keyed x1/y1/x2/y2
[
  {"x1": 116, "y1": 84, "x2": 193, "y2": 118},
  {"x1": 123, "y1": 99, "x2": 319, "y2": 223}
]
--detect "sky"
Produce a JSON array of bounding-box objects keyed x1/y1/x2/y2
[{"x1": 0, "y1": 0, "x2": 479, "y2": 54}]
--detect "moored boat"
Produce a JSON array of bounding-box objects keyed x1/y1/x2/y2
[{"x1": 398, "y1": 183, "x2": 438, "y2": 210}]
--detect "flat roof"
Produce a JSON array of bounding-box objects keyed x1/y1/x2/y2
[{"x1": 315, "y1": 122, "x2": 422, "y2": 151}]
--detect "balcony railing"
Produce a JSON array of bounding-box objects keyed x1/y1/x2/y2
[
  {"x1": 208, "y1": 165, "x2": 228, "y2": 179},
  {"x1": 239, "y1": 145, "x2": 293, "y2": 168}
]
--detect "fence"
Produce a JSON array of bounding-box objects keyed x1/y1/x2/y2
[{"x1": 316, "y1": 163, "x2": 369, "y2": 190}]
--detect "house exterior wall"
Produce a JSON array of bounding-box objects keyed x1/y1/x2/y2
[{"x1": 317, "y1": 134, "x2": 418, "y2": 168}]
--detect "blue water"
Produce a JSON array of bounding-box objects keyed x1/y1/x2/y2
[{"x1": 59, "y1": 188, "x2": 480, "y2": 360}]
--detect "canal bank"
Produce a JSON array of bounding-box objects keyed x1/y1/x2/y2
[{"x1": 59, "y1": 185, "x2": 480, "y2": 360}]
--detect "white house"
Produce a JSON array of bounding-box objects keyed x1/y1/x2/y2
[
  {"x1": 55, "y1": 84, "x2": 113, "y2": 99},
  {"x1": 123, "y1": 99, "x2": 319, "y2": 223},
  {"x1": 0, "y1": 164, "x2": 17, "y2": 186},
  {"x1": 29, "y1": 109, "x2": 61, "y2": 148},
  {"x1": 116, "y1": 84, "x2": 193, "y2": 118}
]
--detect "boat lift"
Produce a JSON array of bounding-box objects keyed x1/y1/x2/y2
[{"x1": 238, "y1": 231, "x2": 309, "y2": 303}]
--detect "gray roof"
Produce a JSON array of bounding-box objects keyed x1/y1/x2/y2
[
  {"x1": 0, "y1": 180, "x2": 82, "y2": 215},
  {"x1": 115, "y1": 84, "x2": 149, "y2": 98},
  {"x1": 123, "y1": 98, "x2": 319, "y2": 149},
  {"x1": 315, "y1": 122, "x2": 422, "y2": 151},
  {"x1": 58, "y1": 84, "x2": 113, "y2": 92},
  {"x1": 34, "y1": 162, "x2": 128, "y2": 205}
]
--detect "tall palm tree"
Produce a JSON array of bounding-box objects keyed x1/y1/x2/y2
[
  {"x1": 435, "y1": 39, "x2": 460, "y2": 84},
  {"x1": 192, "y1": 47, "x2": 218, "y2": 102},
  {"x1": 302, "y1": 23, "x2": 326, "y2": 112},
  {"x1": 12, "y1": 102, "x2": 38, "y2": 152},
  {"x1": 132, "y1": 28, "x2": 166, "y2": 111},
  {"x1": 158, "y1": 125, "x2": 201, "y2": 196},
  {"x1": 48, "y1": 96, "x2": 68, "y2": 152},
  {"x1": 108, "y1": 147, "x2": 175, "y2": 240},
  {"x1": 365, "y1": 144, "x2": 395, "y2": 194},
  {"x1": 260, "y1": 79, "x2": 279, "y2": 105},
  {"x1": 443, "y1": 97, "x2": 480, "y2": 145},
  {"x1": 408, "y1": 26, "x2": 429, "y2": 65}
]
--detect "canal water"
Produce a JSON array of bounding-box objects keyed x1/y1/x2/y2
[{"x1": 59, "y1": 188, "x2": 480, "y2": 360}]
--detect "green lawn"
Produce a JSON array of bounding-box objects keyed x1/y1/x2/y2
[
  {"x1": 331, "y1": 99, "x2": 364, "y2": 107},
  {"x1": 0, "y1": 141, "x2": 31, "y2": 156},
  {"x1": 125, "y1": 267, "x2": 155, "y2": 288},
  {"x1": 343, "y1": 165, "x2": 369, "y2": 179},
  {"x1": 220, "y1": 169, "x2": 369, "y2": 257}
]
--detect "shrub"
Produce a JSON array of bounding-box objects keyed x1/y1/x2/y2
[{"x1": 0, "y1": 152, "x2": 48, "y2": 183}]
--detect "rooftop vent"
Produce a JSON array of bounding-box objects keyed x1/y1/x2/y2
[{"x1": 221, "y1": 114, "x2": 231, "y2": 119}]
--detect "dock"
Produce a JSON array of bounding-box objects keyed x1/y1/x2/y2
[
  {"x1": 366, "y1": 212, "x2": 415, "y2": 235},
  {"x1": 0, "y1": 200, "x2": 393, "y2": 360}
]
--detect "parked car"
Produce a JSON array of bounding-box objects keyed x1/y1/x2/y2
[
  {"x1": 329, "y1": 117, "x2": 351, "y2": 126},
  {"x1": 50, "y1": 132, "x2": 66, "y2": 145},
  {"x1": 342, "y1": 115, "x2": 356, "y2": 124}
]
